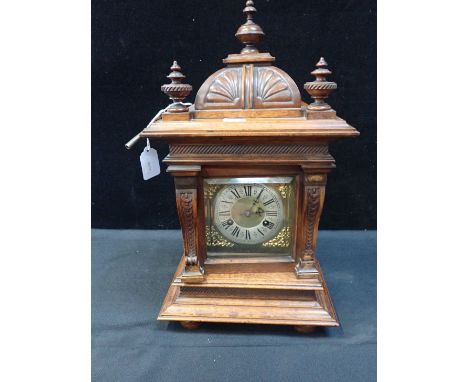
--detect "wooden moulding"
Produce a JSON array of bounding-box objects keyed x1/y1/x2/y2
[
  {"x1": 158, "y1": 255, "x2": 338, "y2": 327},
  {"x1": 204, "y1": 256, "x2": 295, "y2": 274},
  {"x1": 161, "y1": 112, "x2": 191, "y2": 121},
  {"x1": 140, "y1": 116, "x2": 359, "y2": 144},
  {"x1": 222, "y1": 52, "x2": 276, "y2": 64},
  {"x1": 164, "y1": 143, "x2": 335, "y2": 166},
  {"x1": 193, "y1": 108, "x2": 302, "y2": 119}
]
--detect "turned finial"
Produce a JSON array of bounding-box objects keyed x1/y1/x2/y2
[
  {"x1": 304, "y1": 57, "x2": 337, "y2": 111},
  {"x1": 235, "y1": 1, "x2": 265, "y2": 54},
  {"x1": 161, "y1": 61, "x2": 192, "y2": 113}
]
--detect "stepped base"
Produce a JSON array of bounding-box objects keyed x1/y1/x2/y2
[{"x1": 158, "y1": 255, "x2": 339, "y2": 327}]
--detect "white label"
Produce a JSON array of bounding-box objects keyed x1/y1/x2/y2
[
  {"x1": 223, "y1": 118, "x2": 246, "y2": 122},
  {"x1": 140, "y1": 148, "x2": 160, "y2": 180}
]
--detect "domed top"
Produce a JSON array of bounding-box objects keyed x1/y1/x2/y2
[
  {"x1": 194, "y1": 65, "x2": 301, "y2": 113},
  {"x1": 194, "y1": 1, "x2": 301, "y2": 117}
]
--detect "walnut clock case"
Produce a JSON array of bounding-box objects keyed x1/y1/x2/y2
[{"x1": 127, "y1": 1, "x2": 359, "y2": 332}]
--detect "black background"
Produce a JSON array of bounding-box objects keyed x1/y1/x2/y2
[{"x1": 92, "y1": 0, "x2": 376, "y2": 229}]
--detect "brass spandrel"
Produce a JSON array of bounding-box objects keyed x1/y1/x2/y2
[
  {"x1": 262, "y1": 226, "x2": 291, "y2": 248},
  {"x1": 206, "y1": 225, "x2": 235, "y2": 247},
  {"x1": 204, "y1": 184, "x2": 223, "y2": 200},
  {"x1": 277, "y1": 184, "x2": 292, "y2": 199}
]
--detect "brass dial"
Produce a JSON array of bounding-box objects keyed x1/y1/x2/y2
[{"x1": 214, "y1": 183, "x2": 284, "y2": 245}]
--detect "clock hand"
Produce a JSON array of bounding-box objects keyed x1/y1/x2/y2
[{"x1": 252, "y1": 188, "x2": 264, "y2": 206}]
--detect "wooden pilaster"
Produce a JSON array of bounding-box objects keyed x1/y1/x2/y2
[
  {"x1": 168, "y1": 165, "x2": 205, "y2": 282},
  {"x1": 295, "y1": 167, "x2": 329, "y2": 278}
]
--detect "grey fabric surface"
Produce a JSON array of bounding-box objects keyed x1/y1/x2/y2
[{"x1": 92, "y1": 229, "x2": 376, "y2": 382}]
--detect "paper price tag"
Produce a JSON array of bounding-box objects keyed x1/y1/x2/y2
[{"x1": 140, "y1": 144, "x2": 160, "y2": 180}]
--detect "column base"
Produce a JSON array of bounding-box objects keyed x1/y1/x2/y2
[{"x1": 295, "y1": 259, "x2": 319, "y2": 278}]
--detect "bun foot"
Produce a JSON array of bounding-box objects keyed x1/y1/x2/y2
[
  {"x1": 180, "y1": 321, "x2": 202, "y2": 330},
  {"x1": 294, "y1": 325, "x2": 317, "y2": 333}
]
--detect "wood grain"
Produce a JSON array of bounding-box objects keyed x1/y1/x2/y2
[
  {"x1": 149, "y1": 1, "x2": 359, "y2": 330},
  {"x1": 158, "y1": 255, "x2": 338, "y2": 326}
]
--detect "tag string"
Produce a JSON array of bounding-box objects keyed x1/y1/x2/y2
[
  {"x1": 146, "y1": 138, "x2": 150, "y2": 152},
  {"x1": 126, "y1": 103, "x2": 192, "y2": 150}
]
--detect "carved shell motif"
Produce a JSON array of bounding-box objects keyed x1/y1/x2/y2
[
  {"x1": 255, "y1": 68, "x2": 291, "y2": 103},
  {"x1": 194, "y1": 65, "x2": 300, "y2": 110},
  {"x1": 206, "y1": 69, "x2": 241, "y2": 103}
]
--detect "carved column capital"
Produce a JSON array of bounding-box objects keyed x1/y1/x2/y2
[{"x1": 304, "y1": 174, "x2": 327, "y2": 186}]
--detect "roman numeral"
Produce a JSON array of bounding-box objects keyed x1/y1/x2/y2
[
  {"x1": 266, "y1": 211, "x2": 277, "y2": 216},
  {"x1": 263, "y1": 220, "x2": 275, "y2": 229},
  {"x1": 221, "y1": 200, "x2": 233, "y2": 204},
  {"x1": 230, "y1": 189, "x2": 241, "y2": 199},
  {"x1": 245, "y1": 230, "x2": 251, "y2": 240},
  {"x1": 244, "y1": 185, "x2": 252, "y2": 196},
  {"x1": 232, "y1": 226, "x2": 240, "y2": 237},
  {"x1": 222, "y1": 219, "x2": 233, "y2": 229},
  {"x1": 257, "y1": 228, "x2": 264, "y2": 236},
  {"x1": 218, "y1": 211, "x2": 230, "y2": 216},
  {"x1": 264, "y1": 199, "x2": 275, "y2": 206}
]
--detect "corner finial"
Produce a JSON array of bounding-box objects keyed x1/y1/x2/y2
[
  {"x1": 235, "y1": 1, "x2": 265, "y2": 54},
  {"x1": 161, "y1": 61, "x2": 192, "y2": 113},
  {"x1": 304, "y1": 57, "x2": 338, "y2": 112}
]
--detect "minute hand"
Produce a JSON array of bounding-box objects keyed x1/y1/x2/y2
[{"x1": 252, "y1": 188, "x2": 265, "y2": 206}]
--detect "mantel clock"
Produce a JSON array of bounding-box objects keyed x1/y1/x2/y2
[{"x1": 127, "y1": 1, "x2": 359, "y2": 332}]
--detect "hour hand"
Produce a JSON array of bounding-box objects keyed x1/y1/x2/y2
[{"x1": 255, "y1": 207, "x2": 264, "y2": 216}]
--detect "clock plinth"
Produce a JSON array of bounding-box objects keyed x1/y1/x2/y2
[
  {"x1": 158, "y1": 254, "x2": 338, "y2": 327},
  {"x1": 129, "y1": 1, "x2": 359, "y2": 331}
]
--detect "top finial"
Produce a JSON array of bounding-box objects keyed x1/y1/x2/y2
[
  {"x1": 235, "y1": 1, "x2": 265, "y2": 54},
  {"x1": 244, "y1": 0, "x2": 256, "y2": 19}
]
